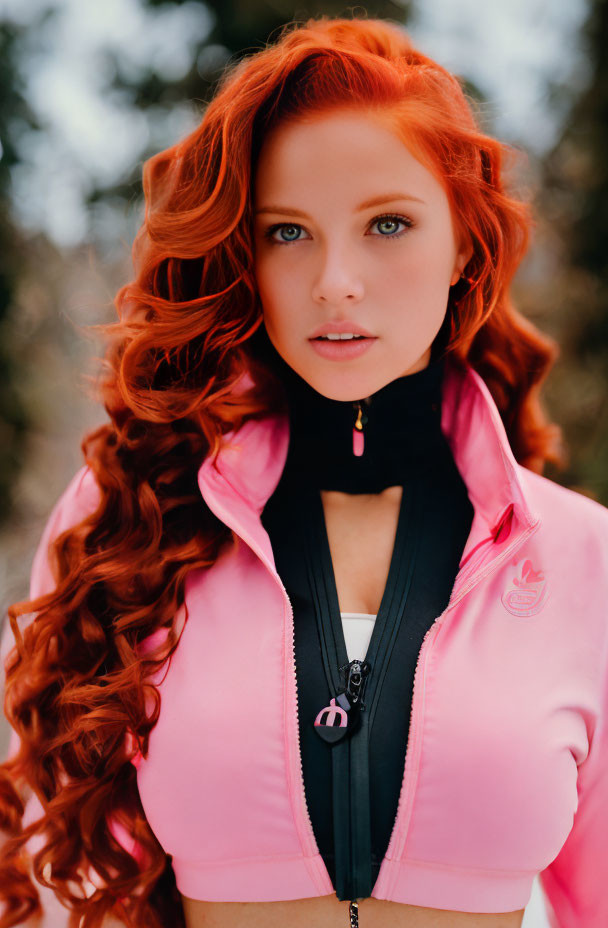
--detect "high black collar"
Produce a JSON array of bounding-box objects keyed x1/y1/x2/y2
[{"x1": 255, "y1": 333, "x2": 453, "y2": 495}]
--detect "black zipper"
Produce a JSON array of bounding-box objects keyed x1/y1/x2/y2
[{"x1": 303, "y1": 481, "x2": 421, "y2": 901}]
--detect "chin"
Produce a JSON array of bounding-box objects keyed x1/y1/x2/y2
[{"x1": 307, "y1": 372, "x2": 386, "y2": 403}]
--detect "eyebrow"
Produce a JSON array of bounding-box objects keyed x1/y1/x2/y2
[{"x1": 254, "y1": 192, "x2": 426, "y2": 217}]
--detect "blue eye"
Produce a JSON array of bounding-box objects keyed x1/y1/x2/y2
[
  {"x1": 372, "y1": 214, "x2": 412, "y2": 238},
  {"x1": 268, "y1": 223, "x2": 304, "y2": 244},
  {"x1": 263, "y1": 213, "x2": 413, "y2": 245}
]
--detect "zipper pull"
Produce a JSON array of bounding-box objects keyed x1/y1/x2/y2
[
  {"x1": 343, "y1": 658, "x2": 370, "y2": 710},
  {"x1": 313, "y1": 659, "x2": 371, "y2": 743},
  {"x1": 352, "y1": 401, "x2": 368, "y2": 457}
]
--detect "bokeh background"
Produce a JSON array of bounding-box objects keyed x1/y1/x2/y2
[{"x1": 1, "y1": 0, "x2": 607, "y2": 924}]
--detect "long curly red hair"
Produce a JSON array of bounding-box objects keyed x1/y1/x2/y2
[{"x1": 0, "y1": 13, "x2": 566, "y2": 928}]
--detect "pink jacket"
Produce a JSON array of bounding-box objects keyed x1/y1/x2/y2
[{"x1": 4, "y1": 357, "x2": 608, "y2": 925}]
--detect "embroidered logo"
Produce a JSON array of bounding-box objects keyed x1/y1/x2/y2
[{"x1": 501, "y1": 557, "x2": 549, "y2": 616}]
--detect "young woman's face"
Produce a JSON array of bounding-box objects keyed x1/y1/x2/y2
[{"x1": 252, "y1": 108, "x2": 472, "y2": 401}]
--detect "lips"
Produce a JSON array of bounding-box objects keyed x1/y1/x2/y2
[
  {"x1": 309, "y1": 334, "x2": 377, "y2": 361},
  {"x1": 309, "y1": 321, "x2": 376, "y2": 339}
]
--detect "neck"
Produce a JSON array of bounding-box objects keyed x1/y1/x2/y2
[{"x1": 264, "y1": 343, "x2": 451, "y2": 495}]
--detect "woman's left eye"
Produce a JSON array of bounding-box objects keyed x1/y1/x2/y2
[
  {"x1": 370, "y1": 214, "x2": 413, "y2": 239},
  {"x1": 263, "y1": 213, "x2": 413, "y2": 245}
]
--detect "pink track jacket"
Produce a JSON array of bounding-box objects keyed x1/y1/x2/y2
[{"x1": 3, "y1": 356, "x2": 608, "y2": 926}]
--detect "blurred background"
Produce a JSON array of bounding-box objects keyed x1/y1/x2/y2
[{"x1": 1, "y1": 0, "x2": 607, "y2": 924}]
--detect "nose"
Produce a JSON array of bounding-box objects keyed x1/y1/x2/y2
[{"x1": 311, "y1": 245, "x2": 364, "y2": 305}]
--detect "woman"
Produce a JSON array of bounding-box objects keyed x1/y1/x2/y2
[{"x1": 1, "y1": 14, "x2": 607, "y2": 928}]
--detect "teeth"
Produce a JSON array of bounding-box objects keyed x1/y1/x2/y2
[{"x1": 320, "y1": 333, "x2": 365, "y2": 340}]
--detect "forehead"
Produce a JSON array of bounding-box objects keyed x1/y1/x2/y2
[{"x1": 253, "y1": 108, "x2": 442, "y2": 202}]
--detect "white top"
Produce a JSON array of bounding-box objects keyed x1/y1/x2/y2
[{"x1": 340, "y1": 611, "x2": 377, "y2": 662}]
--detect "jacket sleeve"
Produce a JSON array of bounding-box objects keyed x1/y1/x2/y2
[
  {"x1": 1, "y1": 466, "x2": 144, "y2": 880},
  {"x1": 538, "y1": 625, "x2": 608, "y2": 927}
]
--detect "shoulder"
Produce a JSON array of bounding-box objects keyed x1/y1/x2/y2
[
  {"x1": 518, "y1": 465, "x2": 608, "y2": 584},
  {"x1": 45, "y1": 465, "x2": 102, "y2": 529},
  {"x1": 520, "y1": 465, "x2": 608, "y2": 535}
]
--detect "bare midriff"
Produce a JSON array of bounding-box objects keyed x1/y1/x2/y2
[{"x1": 180, "y1": 894, "x2": 526, "y2": 928}]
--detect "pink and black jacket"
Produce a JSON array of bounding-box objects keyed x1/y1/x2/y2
[{"x1": 3, "y1": 355, "x2": 608, "y2": 926}]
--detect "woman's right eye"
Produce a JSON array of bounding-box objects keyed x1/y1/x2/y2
[{"x1": 263, "y1": 223, "x2": 306, "y2": 245}]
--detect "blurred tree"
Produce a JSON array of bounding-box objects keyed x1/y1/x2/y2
[
  {"x1": 0, "y1": 21, "x2": 39, "y2": 524},
  {"x1": 537, "y1": 0, "x2": 608, "y2": 502}
]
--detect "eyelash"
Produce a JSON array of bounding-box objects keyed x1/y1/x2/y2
[{"x1": 263, "y1": 212, "x2": 414, "y2": 245}]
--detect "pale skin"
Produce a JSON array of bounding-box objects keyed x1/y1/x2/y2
[{"x1": 180, "y1": 109, "x2": 525, "y2": 927}]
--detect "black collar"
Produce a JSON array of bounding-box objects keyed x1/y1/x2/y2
[{"x1": 256, "y1": 335, "x2": 452, "y2": 494}]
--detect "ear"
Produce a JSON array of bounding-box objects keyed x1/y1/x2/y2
[{"x1": 450, "y1": 242, "x2": 475, "y2": 287}]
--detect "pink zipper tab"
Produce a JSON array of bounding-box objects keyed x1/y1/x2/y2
[{"x1": 352, "y1": 401, "x2": 368, "y2": 456}]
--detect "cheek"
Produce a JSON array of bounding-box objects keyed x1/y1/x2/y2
[
  {"x1": 255, "y1": 256, "x2": 299, "y2": 324},
  {"x1": 393, "y1": 221, "x2": 455, "y2": 267},
  {"x1": 378, "y1": 239, "x2": 455, "y2": 308},
  {"x1": 378, "y1": 266, "x2": 449, "y2": 348},
  {"x1": 255, "y1": 252, "x2": 287, "y2": 302},
  {"x1": 254, "y1": 273, "x2": 290, "y2": 340}
]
